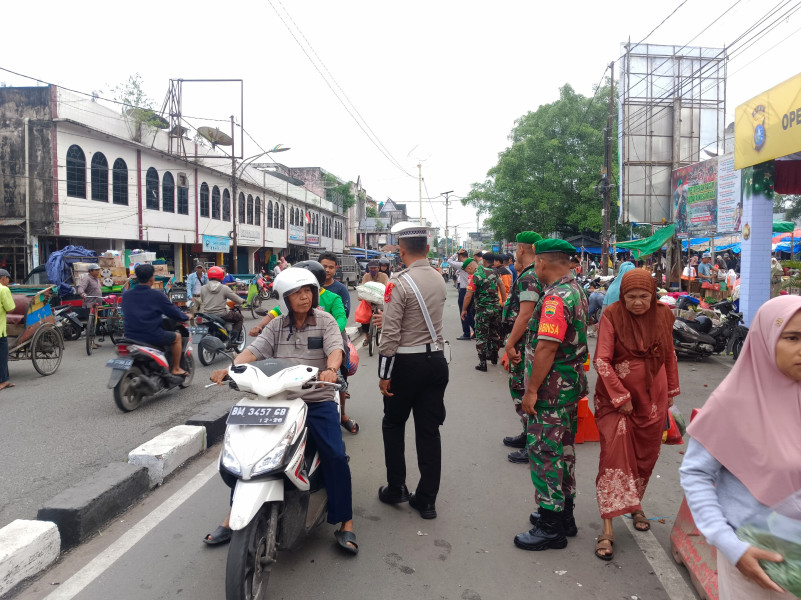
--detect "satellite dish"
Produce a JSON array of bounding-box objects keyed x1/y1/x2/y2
[
  {"x1": 197, "y1": 126, "x2": 233, "y2": 147},
  {"x1": 124, "y1": 108, "x2": 169, "y2": 129}
]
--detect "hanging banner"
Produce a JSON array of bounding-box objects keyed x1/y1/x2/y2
[
  {"x1": 671, "y1": 153, "x2": 741, "y2": 237},
  {"x1": 716, "y1": 154, "x2": 742, "y2": 234},
  {"x1": 288, "y1": 224, "x2": 305, "y2": 244},
  {"x1": 734, "y1": 71, "x2": 801, "y2": 169},
  {"x1": 202, "y1": 235, "x2": 230, "y2": 253}
]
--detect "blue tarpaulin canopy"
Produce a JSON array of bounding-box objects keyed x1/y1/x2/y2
[{"x1": 45, "y1": 245, "x2": 98, "y2": 295}]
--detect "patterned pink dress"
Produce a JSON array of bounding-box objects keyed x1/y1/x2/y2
[{"x1": 593, "y1": 313, "x2": 680, "y2": 519}]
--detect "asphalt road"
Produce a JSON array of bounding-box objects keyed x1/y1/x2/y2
[{"x1": 7, "y1": 283, "x2": 738, "y2": 600}]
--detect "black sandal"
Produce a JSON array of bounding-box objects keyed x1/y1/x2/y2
[
  {"x1": 334, "y1": 530, "x2": 359, "y2": 555},
  {"x1": 341, "y1": 418, "x2": 359, "y2": 435},
  {"x1": 203, "y1": 525, "x2": 232, "y2": 545}
]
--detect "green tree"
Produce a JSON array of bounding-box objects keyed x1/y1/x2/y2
[
  {"x1": 366, "y1": 206, "x2": 378, "y2": 218},
  {"x1": 112, "y1": 73, "x2": 166, "y2": 135},
  {"x1": 324, "y1": 173, "x2": 356, "y2": 212},
  {"x1": 463, "y1": 83, "x2": 617, "y2": 240}
]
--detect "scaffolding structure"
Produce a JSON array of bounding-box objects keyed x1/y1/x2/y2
[{"x1": 619, "y1": 43, "x2": 727, "y2": 224}]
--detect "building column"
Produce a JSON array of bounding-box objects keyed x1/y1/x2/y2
[{"x1": 738, "y1": 162, "x2": 774, "y2": 326}]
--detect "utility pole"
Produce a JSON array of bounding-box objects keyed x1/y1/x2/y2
[
  {"x1": 601, "y1": 61, "x2": 614, "y2": 276},
  {"x1": 442, "y1": 190, "x2": 453, "y2": 257},
  {"x1": 418, "y1": 163, "x2": 423, "y2": 225},
  {"x1": 230, "y1": 115, "x2": 239, "y2": 273}
]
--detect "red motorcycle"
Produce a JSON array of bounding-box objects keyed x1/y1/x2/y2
[{"x1": 248, "y1": 271, "x2": 273, "y2": 319}]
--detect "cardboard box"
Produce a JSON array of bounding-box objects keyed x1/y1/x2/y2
[
  {"x1": 152, "y1": 281, "x2": 163, "y2": 290},
  {"x1": 73, "y1": 262, "x2": 92, "y2": 273},
  {"x1": 99, "y1": 256, "x2": 123, "y2": 268},
  {"x1": 110, "y1": 267, "x2": 127, "y2": 278},
  {"x1": 153, "y1": 264, "x2": 169, "y2": 275}
]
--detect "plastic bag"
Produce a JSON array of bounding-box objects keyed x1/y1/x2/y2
[
  {"x1": 736, "y1": 490, "x2": 801, "y2": 597},
  {"x1": 354, "y1": 299, "x2": 372, "y2": 324},
  {"x1": 669, "y1": 405, "x2": 687, "y2": 437},
  {"x1": 345, "y1": 340, "x2": 359, "y2": 376},
  {"x1": 662, "y1": 408, "x2": 683, "y2": 445}
]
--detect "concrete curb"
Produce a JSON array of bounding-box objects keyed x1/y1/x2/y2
[
  {"x1": 0, "y1": 520, "x2": 60, "y2": 597},
  {"x1": 186, "y1": 399, "x2": 235, "y2": 446},
  {"x1": 128, "y1": 425, "x2": 207, "y2": 488},
  {"x1": 37, "y1": 462, "x2": 150, "y2": 550}
]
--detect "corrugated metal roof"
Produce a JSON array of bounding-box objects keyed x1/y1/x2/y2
[{"x1": 0, "y1": 218, "x2": 25, "y2": 226}]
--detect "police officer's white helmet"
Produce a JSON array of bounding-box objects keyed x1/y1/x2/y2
[{"x1": 273, "y1": 267, "x2": 319, "y2": 315}]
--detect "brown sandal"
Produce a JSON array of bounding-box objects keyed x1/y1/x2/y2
[
  {"x1": 595, "y1": 534, "x2": 614, "y2": 561},
  {"x1": 631, "y1": 510, "x2": 650, "y2": 531}
]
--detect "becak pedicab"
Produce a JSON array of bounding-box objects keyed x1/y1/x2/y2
[{"x1": 6, "y1": 285, "x2": 64, "y2": 376}]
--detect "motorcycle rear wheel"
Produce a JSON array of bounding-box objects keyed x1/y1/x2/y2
[
  {"x1": 235, "y1": 329, "x2": 247, "y2": 353},
  {"x1": 198, "y1": 337, "x2": 216, "y2": 366},
  {"x1": 226, "y1": 502, "x2": 278, "y2": 600},
  {"x1": 113, "y1": 366, "x2": 145, "y2": 412}
]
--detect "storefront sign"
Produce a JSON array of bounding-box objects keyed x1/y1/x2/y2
[
  {"x1": 735, "y1": 71, "x2": 801, "y2": 169},
  {"x1": 202, "y1": 235, "x2": 230, "y2": 253},
  {"x1": 289, "y1": 224, "x2": 305, "y2": 244},
  {"x1": 238, "y1": 225, "x2": 261, "y2": 247},
  {"x1": 306, "y1": 234, "x2": 320, "y2": 247}
]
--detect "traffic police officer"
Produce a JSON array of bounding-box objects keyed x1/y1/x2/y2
[{"x1": 377, "y1": 221, "x2": 449, "y2": 520}]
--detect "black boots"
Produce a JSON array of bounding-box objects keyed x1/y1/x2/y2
[
  {"x1": 475, "y1": 355, "x2": 487, "y2": 371},
  {"x1": 514, "y1": 507, "x2": 568, "y2": 551},
  {"x1": 528, "y1": 498, "x2": 578, "y2": 537},
  {"x1": 489, "y1": 350, "x2": 498, "y2": 365}
]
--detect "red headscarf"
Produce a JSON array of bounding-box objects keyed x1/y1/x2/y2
[
  {"x1": 687, "y1": 296, "x2": 801, "y2": 506},
  {"x1": 604, "y1": 269, "x2": 674, "y2": 384}
]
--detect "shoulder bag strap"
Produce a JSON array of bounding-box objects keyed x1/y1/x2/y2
[{"x1": 401, "y1": 273, "x2": 437, "y2": 343}]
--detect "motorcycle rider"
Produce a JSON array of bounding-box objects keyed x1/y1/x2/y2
[
  {"x1": 199, "y1": 266, "x2": 244, "y2": 338},
  {"x1": 207, "y1": 268, "x2": 358, "y2": 554},
  {"x1": 378, "y1": 257, "x2": 392, "y2": 278},
  {"x1": 121, "y1": 264, "x2": 189, "y2": 376}
]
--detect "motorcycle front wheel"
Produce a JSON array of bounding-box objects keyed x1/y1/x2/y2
[
  {"x1": 226, "y1": 502, "x2": 278, "y2": 600},
  {"x1": 235, "y1": 329, "x2": 247, "y2": 353}
]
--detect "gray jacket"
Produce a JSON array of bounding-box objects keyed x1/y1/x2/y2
[{"x1": 199, "y1": 280, "x2": 243, "y2": 315}]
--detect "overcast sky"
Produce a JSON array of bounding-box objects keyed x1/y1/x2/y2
[{"x1": 3, "y1": 0, "x2": 800, "y2": 243}]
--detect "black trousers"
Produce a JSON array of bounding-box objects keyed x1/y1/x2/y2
[
  {"x1": 457, "y1": 287, "x2": 474, "y2": 337},
  {"x1": 382, "y1": 351, "x2": 449, "y2": 505}
]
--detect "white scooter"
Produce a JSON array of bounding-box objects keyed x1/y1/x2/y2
[{"x1": 200, "y1": 336, "x2": 338, "y2": 600}]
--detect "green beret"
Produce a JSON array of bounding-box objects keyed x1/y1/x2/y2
[
  {"x1": 516, "y1": 231, "x2": 542, "y2": 244},
  {"x1": 461, "y1": 258, "x2": 475, "y2": 269},
  {"x1": 535, "y1": 238, "x2": 577, "y2": 255}
]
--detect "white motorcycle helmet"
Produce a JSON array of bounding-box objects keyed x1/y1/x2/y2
[{"x1": 272, "y1": 267, "x2": 319, "y2": 316}]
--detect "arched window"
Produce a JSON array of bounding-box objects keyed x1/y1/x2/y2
[
  {"x1": 280, "y1": 204, "x2": 285, "y2": 229},
  {"x1": 246, "y1": 194, "x2": 254, "y2": 224},
  {"x1": 267, "y1": 200, "x2": 273, "y2": 228},
  {"x1": 162, "y1": 172, "x2": 175, "y2": 212},
  {"x1": 222, "y1": 189, "x2": 231, "y2": 221},
  {"x1": 272, "y1": 202, "x2": 278, "y2": 228},
  {"x1": 296, "y1": 208, "x2": 300, "y2": 227},
  {"x1": 255, "y1": 197, "x2": 261, "y2": 226},
  {"x1": 91, "y1": 153, "x2": 109, "y2": 202},
  {"x1": 145, "y1": 167, "x2": 159, "y2": 209},
  {"x1": 211, "y1": 186, "x2": 221, "y2": 219},
  {"x1": 200, "y1": 183, "x2": 210, "y2": 218},
  {"x1": 112, "y1": 158, "x2": 128, "y2": 205},
  {"x1": 238, "y1": 193, "x2": 246, "y2": 223},
  {"x1": 66, "y1": 145, "x2": 86, "y2": 198}
]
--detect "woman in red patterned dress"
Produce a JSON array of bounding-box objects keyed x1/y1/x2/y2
[{"x1": 592, "y1": 269, "x2": 680, "y2": 560}]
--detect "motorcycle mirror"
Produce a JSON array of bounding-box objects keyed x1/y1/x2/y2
[{"x1": 199, "y1": 336, "x2": 226, "y2": 354}]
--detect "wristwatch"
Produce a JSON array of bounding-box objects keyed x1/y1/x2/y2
[{"x1": 327, "y1": 367, "x2": 338, "y2": 376}]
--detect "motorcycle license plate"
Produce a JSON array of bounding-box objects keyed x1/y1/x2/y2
[
  {"x1": 106, "y1": 357, "x2": 134, "y2": 369},
  {"x1": 227, "y1": 405, "x2": 289, "y2": 426},
  {"x1": 189, "y1": 326, "x2": 208, "y2": 336}
]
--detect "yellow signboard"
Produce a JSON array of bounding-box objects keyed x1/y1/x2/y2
[{"x1": 735, "y1": 71, "x2": 801, "y2": 170}]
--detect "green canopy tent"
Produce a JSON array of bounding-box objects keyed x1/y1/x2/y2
[
  {"x1": 773, "y1": 221, "x2": 795, "y2": 233},
  {"x1": 616, "y1": 224, "x2": 676, "y2": 259}
]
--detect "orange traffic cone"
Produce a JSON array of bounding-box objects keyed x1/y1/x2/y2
[{"x1": 575, "y1": 396, "x2": 600, "y2": 443}]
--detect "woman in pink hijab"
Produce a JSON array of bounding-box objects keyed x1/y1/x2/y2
[{"x1": 680, "y1": 295, "x2": 801, "y2": 599}]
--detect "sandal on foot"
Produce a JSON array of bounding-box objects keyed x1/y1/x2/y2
[
  {"x1": 631, "y1": 510, "x2": 650, "y2": 531},
  {"x1": 595, "y1": 534, "x2": 614, "y2": 561},
  {"x1": 341, "y1": 418, "x2": 359, "y2": 435},
  {"x1": 334, "y1": 530, "x2": 359, "y2": 555},
  {"x1": 203, "y1": 525, "x2": 232, "y2": 545}
]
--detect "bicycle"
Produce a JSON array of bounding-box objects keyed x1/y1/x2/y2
[
  {"x1": 85, "y1": 295, "x2": 124, "y2": 356},
  {"x1": 367, "y1": 304, "x2": 382, "y2": 357}
]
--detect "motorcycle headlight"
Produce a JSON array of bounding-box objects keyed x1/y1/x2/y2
[
  {"x1": 221, "y1": 431, "x2": 241, "y2": 476},
  {"x1": 252, "y1": 422, "x2": 297, "y2": 477}
]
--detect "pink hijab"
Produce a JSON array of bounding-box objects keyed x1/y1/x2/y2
[{"x1": 687, "y1": 295, "x2": 801, "y2": 506}]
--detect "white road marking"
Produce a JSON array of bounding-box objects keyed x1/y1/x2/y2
[
  {"x1": 44, "y1": 460, "x2": 219, "y2": 600},
  {"x1": 623, "y1": 517, "x2": 698, "y2": 600}
]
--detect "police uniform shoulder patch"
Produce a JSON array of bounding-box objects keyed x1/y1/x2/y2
[{"x1": 385, "y1": 282, "x2": 395, "y2": 302}]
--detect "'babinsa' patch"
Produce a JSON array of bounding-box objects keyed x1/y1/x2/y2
[{"x1": 384, "y1": 282, "x2": 395, "y2": 303}]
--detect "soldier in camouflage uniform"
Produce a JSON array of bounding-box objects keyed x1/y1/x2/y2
[
  {"x1": 461, "y1": 253, "x2": 503, "y2": 371},
  {"x1": 501, "y1": 232, "x2": 543, "y2": 464},
  {"x1": 514, "y1": 238, "x2": 588, "y2": 552}
]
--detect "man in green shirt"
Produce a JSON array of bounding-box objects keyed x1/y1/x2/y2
[{"x1": 0, "y1": 269, "x2": 17, "y2": 391}]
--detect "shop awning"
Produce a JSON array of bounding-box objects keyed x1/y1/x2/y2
[{"x1": 616, "y1": 224, "x2": 675, "y2": 259}]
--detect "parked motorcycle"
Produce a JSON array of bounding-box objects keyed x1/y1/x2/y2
[
  {"x1": 247, "y1": 272, "x2": 273, "y2": 319},
  {"x1": 674, "y1": 297, "x2": 748, "y2": 360},
  {"x1": 199, "y1": 336, "x2": 339, "y2": 600},
  {"x1": 107, "y1": 320, "x2": 194, "y2": 412},
  {"x1": 195, "y1": 305, "x2": 246, "y2": 366},
  {"x1": 53, "y1": 305, "x2": 84, "y2": 341}
]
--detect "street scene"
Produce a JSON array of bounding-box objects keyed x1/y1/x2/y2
[{"x1": 2, "y1": 2, "x2": 801, "y2": 600}]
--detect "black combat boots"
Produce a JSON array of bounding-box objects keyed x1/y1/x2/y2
[
  {"x1": 514, "y1": 507, "x2": 568, "y2": 551},
  {"x1": 488, "y1": 350, "x2": 498, "y2": 365},
  {"x1": 475, "y1": 355, "x2": 487, "y2": 371},
  {"x1": 529, "y1": 498, "x2": 578, "y2": 537}
]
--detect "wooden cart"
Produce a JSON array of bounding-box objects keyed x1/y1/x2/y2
[{"x1": 6, "y1": 285, "x2": 64, "y2": 376}]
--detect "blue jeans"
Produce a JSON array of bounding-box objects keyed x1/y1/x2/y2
[
  {"x1": 0, "y1": 336, "x2": 8, "y2": 384},
  {"x1": 457, "y1": 287, "x2": 474, "y2": 337}
]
